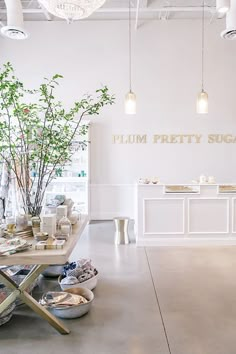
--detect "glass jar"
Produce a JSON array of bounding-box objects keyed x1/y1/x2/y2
[
  {"x1": 6, "y1": 216, "x2": 16, "y2": 234},
  {"x1": 31, "y1": 216, "x2": 41, "y2": 236},
  {"x1": 58, "y1": 216, "x2": 72, "y2": 236},
  {"x1": 16, "y1": 214, "x2": 28, "y2": 232}
]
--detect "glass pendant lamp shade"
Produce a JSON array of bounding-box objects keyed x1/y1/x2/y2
[
  {"x1": 197, "y1": 90, "x2": 208, "y2": 114},
  {"x1": 125, "y1": 90, "x2": 136, "y2": 114}
]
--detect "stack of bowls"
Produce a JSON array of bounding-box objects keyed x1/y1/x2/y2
[{"x1": 0, "y1": 303, "x2": 15, "y2": 326}]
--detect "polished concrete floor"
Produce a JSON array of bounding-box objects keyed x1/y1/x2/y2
[{"x1": 2, "y1": 221, "x2": 236, "y2": 353}]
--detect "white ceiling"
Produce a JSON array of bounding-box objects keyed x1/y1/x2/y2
[{"x1": 0, "y1": 0, "x2": 222, "y2": 25}]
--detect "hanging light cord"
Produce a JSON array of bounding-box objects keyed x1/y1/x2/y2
[
  {"x1": 129, "y1": 0, "x2": 132, "y2": 92},
  {"x1": 201, "y1": 0, "x2": 205, "y2": 92}
]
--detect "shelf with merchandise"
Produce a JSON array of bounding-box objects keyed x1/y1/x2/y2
[
  {"x1": 50, "y1": 177, "x2": 88, "y2": 183},
  {"x1": 42, "y1": 122, "x2": 90, "y2": 216}
]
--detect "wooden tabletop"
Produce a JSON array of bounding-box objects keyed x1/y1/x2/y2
[{"x1": 0, "y1": 215, "x2": 89, "y2": 266}]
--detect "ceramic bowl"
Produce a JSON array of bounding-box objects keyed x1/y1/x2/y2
[
  {"x1": 58, "y1": 273, "x2": 98, "y2": 291},
  {"x1": 48, "y1": 287, "x2": 94, "y2": 319}
]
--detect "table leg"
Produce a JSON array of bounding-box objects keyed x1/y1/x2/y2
[
  {"x1": 20, "y1": 291, "x2": 70, "y2": 335},
  {"x1": 0, "y1": 271, "x2": 17, "y2": 290},
  {"x1": 0, "y1": 290, "x2": 19, "y2": 312},
  {"x1": 0, "y1": 267, "x2": 70, "y2": 335},
  {"x1": 19, "y1": 265, "x2": 47, "y2": 291}
]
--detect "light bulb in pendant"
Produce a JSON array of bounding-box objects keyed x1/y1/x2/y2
[
  {"x1": 197, "y1": 90, "x2": 208, "y2": 114},
  {"x1": 125, "y1": 90, "x2": 136, "y2": 115}
]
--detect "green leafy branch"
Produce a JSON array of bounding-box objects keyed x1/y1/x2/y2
[{"x1": 0, "y1": 62, "x2": 115, "y2": 216}]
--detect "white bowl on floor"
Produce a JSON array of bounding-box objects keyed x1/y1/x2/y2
[
  {"x1": 48, "y1": 287, "x2": 94, "y2": 319},
  {"x1": 58, "y1": 273, "x2": 98, "y2": 291}
]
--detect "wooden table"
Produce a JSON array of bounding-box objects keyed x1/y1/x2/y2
[{"x1": 0, "y1": 215, "x2": 88, "y2": 334}]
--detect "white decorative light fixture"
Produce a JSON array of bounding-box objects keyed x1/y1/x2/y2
[
  {"x1": 125, "y1": 0, "x2": 136, "y2": 115},
  {"x1": 1, "y1": 0, "x2": 28, "y2": 40},
  {"x1": 216, "y1": 0, "x2": 230, "y2": 14},
  {"x1": 221, "y1": 0, "x2": 236, "y2": 40},
  {"x1": 197, "y1": 0, "x2": 208, "y2": 114},
  {"x1": 38, "y1": 0, "x2": 106, "y2": 23}
]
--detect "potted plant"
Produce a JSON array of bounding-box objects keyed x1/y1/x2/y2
[{"x1": 0, "y1": 62, "x2": 115, "y2": 217}]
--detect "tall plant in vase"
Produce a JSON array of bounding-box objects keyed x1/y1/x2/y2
[{"x1": 0, "y1": 62, "x2": 115, "y2": 217}]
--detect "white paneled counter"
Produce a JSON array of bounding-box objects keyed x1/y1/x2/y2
[{"x1": 135, "y1": 184, "x2": 236, "y2": 246}]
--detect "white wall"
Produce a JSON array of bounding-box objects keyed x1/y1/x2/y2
[{"x1": 1, "y1": 19, "x2": 236, "y2": 219}]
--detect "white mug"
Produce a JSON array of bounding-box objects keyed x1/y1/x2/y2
[
  {"x1": 200, "y1": 175, "x2": 207, "y2": 183},
  {"x1": 208, "y1": 176, "x2": 215, "y2": 183},
  {"x1": 151, "y1": 177, "x2": 159, "y2": 184}
]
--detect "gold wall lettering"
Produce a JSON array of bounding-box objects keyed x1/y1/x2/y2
[
  {"x1": 153, "y1": 134, "x2": 202, "y2": 144},
  {"x1": 208, "y1": 134, "x2": 236, "y2": 143},
  {"x1": 112, "y1": 134, "x2": 236, "y2": 144},
  {"x1": 112, "y1": 135, "x2": 147, "y2": 144}
]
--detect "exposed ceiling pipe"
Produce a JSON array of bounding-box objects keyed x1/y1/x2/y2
[
  {"x1": 0, "y1": 6, "x2": 216, "y2": 15},
  {"x1": 221, "y1": 0, "x2": 236, "y2": 39},
  {"x1": 1, "y1": 0, "x2": 28, "y2": 40}
]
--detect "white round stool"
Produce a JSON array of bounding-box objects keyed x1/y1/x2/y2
[{"x1": 113, "y1": 217, "x2": 130, "y2": 245}]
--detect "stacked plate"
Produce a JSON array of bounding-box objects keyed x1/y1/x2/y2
[
  {"x1": 0, "y1": 288, "x2": 15, "y2": 326},
  {"x1": 0, "y1": 303, "x2": 15, "y2": 326},
  {"x1": 4, "y1": 227, "x2": 33, "y2": 239},
  {"x1": 0, "y1": 238, "x2": 31, "y2": 256}
]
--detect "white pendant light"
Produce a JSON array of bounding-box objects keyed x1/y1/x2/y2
[
  {"x1": 197, "y1": 0, "x2": 208, "y2": 114},
  {"x1": 216, "y1": 0, "x2": 230, "y2": 14},
  {"x1": 125, "y1": 91, "x2": 136, "y2": 114},
  {"x1": 197, "y1": 90, "x2": 208, "y2": 114},
  {"x1": 125, "y1": 0, "x2": 136, "y2": 115},
  {"x1": 38, "y1": 0, "x2": 106, "y2": 23}
]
